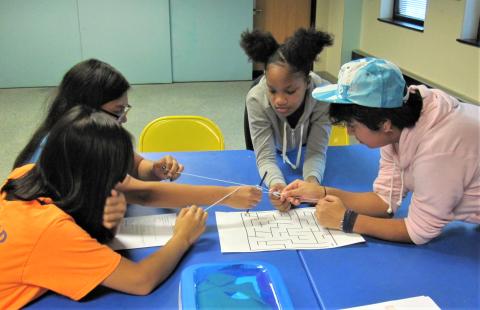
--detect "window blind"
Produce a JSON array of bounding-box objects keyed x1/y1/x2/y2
[{"x1": 396, "y1": 0, "x2": 427, "y2": 21}]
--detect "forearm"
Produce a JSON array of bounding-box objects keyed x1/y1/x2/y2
[
  {"x1": 326, "y1": 187, "x2": 390, "y2": 217},
  {"x1": 303, "y1": 121, "x2": 329, "y2": 183},
  {"x1": 135, "y1": 158, "x2": 157, "y2": 181},
  {"x1": 353, "y1": 215, "x2": 412, "y2": 243},
  {"x1": 136, "y1": 235, "x2": 191, "y2": 291},
  {"x1": 256, "y1": 155, "x2": 285, "y2": 187},
  {"x1": 104, "y1": 235, "x2": 190, "y2": 295},
  {"x1": 303, "y1": 155, "x2": 325, "y2": 184},
  {"x1": 124, "y1": 182, "x2": 236, "y2": 207}
]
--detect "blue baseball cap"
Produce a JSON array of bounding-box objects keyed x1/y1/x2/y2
[{"x1": 312, "y1": 58, "x2": 406, "y2": 108}]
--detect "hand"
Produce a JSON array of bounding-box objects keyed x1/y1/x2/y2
[
  {"x1": 103, "y1": 189, "x2": 127, "y2": 230},
  {"x1": 315, "y1": 195, "x2": 346, "y2": 230},
  {"x1": 281, "y1": 179, "x2": 324, "y2": 206},
  {"x1": 269, "y1": 183, "x2": 291, "y2": 212},
  {"x1": 173, "y1": 205, "x2": 207, "y2": 246},
  {"x1": 152, "y1": 155, "x2": 184, "y2": 181},
  {"x1": 224, "y1": 186, "x2": 262, "y2": 210}
]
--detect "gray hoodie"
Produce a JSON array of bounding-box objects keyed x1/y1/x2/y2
[{"x1": 246, "y1": 72, "x2": 331, "y2": 187}]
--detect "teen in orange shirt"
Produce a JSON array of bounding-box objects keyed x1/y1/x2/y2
[{"x1": 0, "y1": 106, "x2": 207, "y2": 308}]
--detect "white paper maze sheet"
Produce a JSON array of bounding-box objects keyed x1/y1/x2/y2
[{"x1": 216, "y1": 208, "x2": 364, "y2": 252}]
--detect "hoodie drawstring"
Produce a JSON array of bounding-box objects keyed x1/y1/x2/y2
[
  {"x1": 387, "y1": 163, "x2": 404, "y2": 214},
  {"x1": 282, "y1": 122, "x2": 304, "y2": 170}
]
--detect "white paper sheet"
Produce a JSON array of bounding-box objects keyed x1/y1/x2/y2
[
  {"x1": 343, "y1": 296, "x2": 440, "y2": 310},
  {"x1": 216, "y1": 207, "x2": 364, "y2": 252},
  {"x1": 109, "y1": 214, "x2": 176, "y2": 250}
]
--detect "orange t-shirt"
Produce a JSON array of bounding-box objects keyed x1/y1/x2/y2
[{"x1": 0, "y1": 165, "x2": 121, "y2": 309}]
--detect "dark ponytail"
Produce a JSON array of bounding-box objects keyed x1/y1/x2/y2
[{"x1": 329, "y1": 89, "x2": 424, "y2": 131}]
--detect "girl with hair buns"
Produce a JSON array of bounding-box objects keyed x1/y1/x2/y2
[{"x1": 240, "y1": 28, "x2": 333, "y2": 212}]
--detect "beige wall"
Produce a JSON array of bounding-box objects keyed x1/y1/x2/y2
[
  {"x1": 315, "y1": 0, "x2": 480, "y2": 104},
  {"x1": 314, "y1": 0, "x2": 344, "y2": 79}
]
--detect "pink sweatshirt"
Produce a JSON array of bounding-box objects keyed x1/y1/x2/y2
[{"x1": 374, "y1": 85, "x2": 480, "y2": 244}]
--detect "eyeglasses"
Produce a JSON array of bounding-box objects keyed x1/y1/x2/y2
[
  {"x1": 117, "y1": 104, "x2": 132, "y2": 123},
  {"x1": 101, "y1": 103, "x2": 132, "y2": 123}
]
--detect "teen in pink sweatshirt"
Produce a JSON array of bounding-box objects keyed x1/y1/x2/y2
[{"x1": 281, "y1": 58, "x2": 479, "y2": 244}]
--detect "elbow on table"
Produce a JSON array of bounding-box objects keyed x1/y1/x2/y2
[{"x1": 126, "y1": 269, "x2": 164, "y2": 296}]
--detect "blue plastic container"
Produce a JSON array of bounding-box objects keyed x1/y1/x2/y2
[{"x1": 179, "y1": 261, "x2": 293, "y2": 309}]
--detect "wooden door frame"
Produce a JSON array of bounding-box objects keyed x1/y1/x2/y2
[{"x1": 252, "y1": 0, "x2": 317, "y2": 79}]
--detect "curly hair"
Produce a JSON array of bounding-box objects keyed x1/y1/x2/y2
[{"x1": 240, "y1": 28, "x2": 333, "y2": 78}]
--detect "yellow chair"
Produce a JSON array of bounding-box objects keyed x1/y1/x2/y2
[
  {"x1": 328, "y1": 125, "x2": 350, "y2": 146},
  {"x1": 138, "y1": 115, "x2": 225, "y2": 152}
]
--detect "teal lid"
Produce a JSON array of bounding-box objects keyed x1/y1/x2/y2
[{"x1": 180, "y1": 261, "x2": 293, "y2": 309}]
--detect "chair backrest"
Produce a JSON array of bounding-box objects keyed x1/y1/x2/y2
[
  {"x1": 244, "y1": 75, "x2": 263, "y2": 150},
  {"x1": 328, "y1": 125, "x2": 350, "y2": 146},
  {"x1": 138, "y1": 115, "x2": 225, "y2": 152}
]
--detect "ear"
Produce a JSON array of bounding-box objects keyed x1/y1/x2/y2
[{"x1": 381, "y1": 120, "x2": 394, "y2": 133}]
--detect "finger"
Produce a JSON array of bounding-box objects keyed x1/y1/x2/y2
[
  {"x1": 103, "y1": 221, "x2": 115, "y2": 229},
  {"x1": 177, "y1": 164, "x2": 184, "y2": 173},
  {"x1": 323, "y1": 195, "x2": 338, "y2": 203},
  {"x1": 195, "y1": 205, "x2": 205, "y2": 218},
  {"x1": 189, "y1": 205, "x2": 198, "y2": 214},
  {"x1": 169, "y1": 163, "x2": 180, "y2": 179},
  {"x1": 104, "y1": 211, "x2": 124, "y2": 220},
  {"x1": 110, "y1": 189, "x2": 118, "y2": 197},
  {"x1": 178, "y1": 207, "x2": 188, "y2": 217},
  {"x1": 269, "y1": 191, "x2": 281, "y2": 199},
  {"x1": 284, "y1": 179, "x2": 302, "y2": 191},
  {"x1": 103, "y1": 218, "x2": 122, "y2": 230},
  {"x1": 252, "y1": 186, "x2": 262, "y2": 194},
  {"x1": 288, "y1": 197, "x2": 301, "y2": 206}
]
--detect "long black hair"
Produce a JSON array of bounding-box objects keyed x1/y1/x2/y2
[
  {"x1": 3, "y1": 106, "x2": 134, "y2": 243},
  {"x1": 14, "y1": 59, "x2": 130, "y2": 168},
  {"x1": 329, "y1": 90, "x2": 424, "y2": 131},
  {"x1": 240, "y1": 28, "x2": 333, "y2": 80}
]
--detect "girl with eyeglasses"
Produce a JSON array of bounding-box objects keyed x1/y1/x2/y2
[{"x1": 12, "y1": 59, "x2": 262, "y2": 232}]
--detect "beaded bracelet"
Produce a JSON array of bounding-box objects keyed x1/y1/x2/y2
[{"x1": 340, "y1": 209, "x2": 358, "y2": 233}]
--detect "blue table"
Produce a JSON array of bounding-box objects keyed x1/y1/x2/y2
[
  {"x1": 284, "y1": 145, "x2": 480, "y2": 309},
  {"x1": 27, "y1": 146, "x2": 480, "y2": 309},
  {"x1": 27, "y1": 150, "x2": 320, "y2": 309}
]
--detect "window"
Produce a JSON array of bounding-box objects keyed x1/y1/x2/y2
[
  {"x1": 378, "y1": 0, "x2": 428, "y2": 32},
  {"x1": 393, "y1": 0, "x2": 427, "y2": 27},
  {"x1": 457, "y1": 0, "x2": 480, "y2": 47},
  {"x1": 478, "y1": 20, "x2": 480, "y2": 44}
]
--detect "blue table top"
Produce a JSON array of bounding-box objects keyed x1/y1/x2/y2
[
  {"x1": 27, "y1": 146, "x2": 479, "y2": 309},
  {"x1": 285, "y1": 145, "x2": 480, "y2": 309},
  {"x1": 27, "y1": 150, "x2": 319, "y2": 309}
]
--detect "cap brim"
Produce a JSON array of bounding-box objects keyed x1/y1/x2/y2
[{"x1": 312, "y1": 84, "x2": 354, "y2": 104}]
